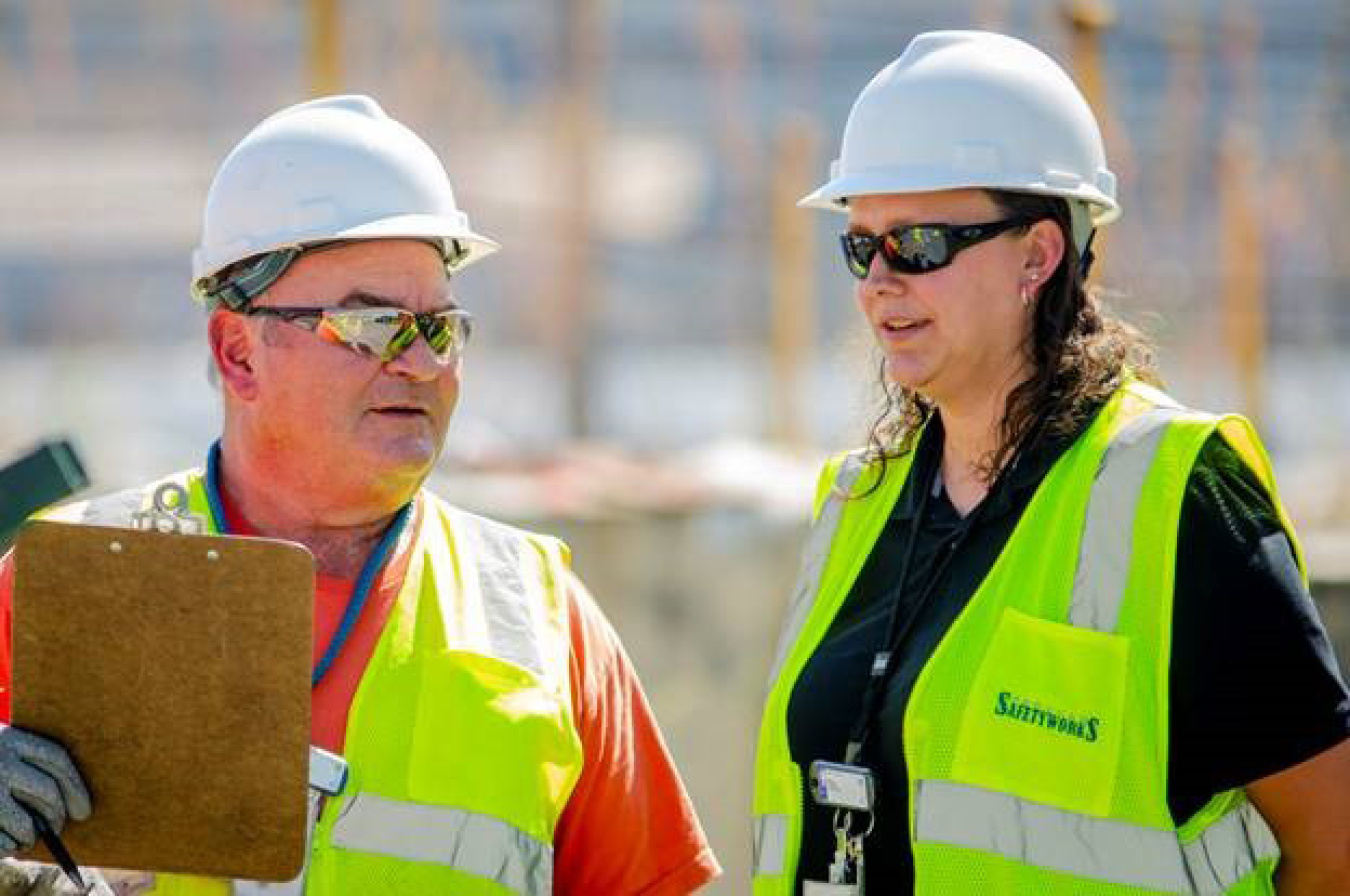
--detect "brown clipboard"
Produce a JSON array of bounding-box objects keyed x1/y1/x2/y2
[{"x1": 12, "y1": 520, "x2": 315, "y2": 881}]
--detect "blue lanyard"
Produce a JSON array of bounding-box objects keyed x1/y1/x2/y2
[{"x1": 205, "y1": 441, "x2": 413, "y2": 688}]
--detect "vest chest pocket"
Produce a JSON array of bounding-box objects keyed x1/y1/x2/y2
[
  {"x1": 950, "y1": 607, "x2": 1129, "y2": 818},
  {"x1": 406, "y1": 650, "x2": 581, "y2": 825}
]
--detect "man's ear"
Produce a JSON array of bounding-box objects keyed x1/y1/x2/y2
[{"x1": 208, "y1": 309, "x2": 259, "y2": 401}]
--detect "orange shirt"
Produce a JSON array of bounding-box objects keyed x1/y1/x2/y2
[{"x1": 0, "y1": 497, "x2": 719, "y2": 895}]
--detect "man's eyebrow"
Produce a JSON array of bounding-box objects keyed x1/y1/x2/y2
[
  {"x1": 337, "y1": 290, "x2": 460, "y2": 310},
  {"x1": 337, "y1": 291, "x2": 400, "y2": 308}
]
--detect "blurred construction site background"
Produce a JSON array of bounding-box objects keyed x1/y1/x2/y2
[{"x1": 2, "y1": 0, "x2": 1348, "y2": 889}]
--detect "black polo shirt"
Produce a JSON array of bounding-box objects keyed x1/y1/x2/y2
[{"x1": 786, "y1": 407, "x2": 1350, "y2": 893}]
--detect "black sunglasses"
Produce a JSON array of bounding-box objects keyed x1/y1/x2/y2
[
  {"x1": 839, "y1": 216, "x2": 1040, "y2": 279},
  {"x1": 244, "y1": 306, "x2": 472, "y2": 365}
]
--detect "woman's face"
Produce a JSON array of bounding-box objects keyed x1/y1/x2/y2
[{"x1": 848, "y1": 189, "x2": 1050, "y2": 412}]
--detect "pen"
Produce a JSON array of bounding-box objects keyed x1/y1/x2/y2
[{"x1": 29, "y1": 811, "x2": 88, "y2": 894}]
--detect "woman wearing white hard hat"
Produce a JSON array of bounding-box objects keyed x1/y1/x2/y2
[{"x1": 752, "y1": 30, "x2": 1350, "y2": 895}]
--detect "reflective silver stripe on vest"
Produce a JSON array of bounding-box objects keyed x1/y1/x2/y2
[
  {"x1": 1181, "y1": 800, "x2": 1280, "y2": 894},
  {"x1": 330, "y1": 792, "x2": 553, "y2": 896},
  {"x1": 915, "y1": 779, "x2": 1277, "y2": 894},
  {"x1": 461, "y1": 515, "x2": 546, "y2": 677},
  {"x1": 1068, "y1": 405, "x2": 1184, "y2": 633},
  {"x1": 753, "y1": 813, "x2": 789, "y2": 876},
  {"x1": 765, "y1": 453, "x2": 867, "y2": 686},
  {"x1": 67, "y1": 486, "x2": 150, "y2": 527}
]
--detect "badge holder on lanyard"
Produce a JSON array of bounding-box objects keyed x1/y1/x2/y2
[{"x1": 805, "y1": 426, "x2": 1035, "y2": 895}]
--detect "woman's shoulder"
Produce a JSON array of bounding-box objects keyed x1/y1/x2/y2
[{"x1": 1182, "y1": 431, "x2": 1284, "y2": 550}]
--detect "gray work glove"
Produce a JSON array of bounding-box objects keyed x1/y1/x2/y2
[
  {"x1": 0, "y1": 859, "x2": 114, "y2": 894},
  {"x1": 0, "y1": 727, "x2": 92, "y2": 855}
]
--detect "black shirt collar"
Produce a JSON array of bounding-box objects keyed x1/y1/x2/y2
[{"x1": 891, "y1": 400, "x2": 1105, "y2": 524}]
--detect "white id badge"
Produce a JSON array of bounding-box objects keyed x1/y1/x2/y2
[
  {"x1": 804, "y1": 883, "x2": 859, "y2": 895},
  {"x1": 308, "y1": 745, "x2": 349, "y2": 796},
  {"x1": 808, "y1": 760, "x2": 875, "y2": 812},
  {"x1": 805, "y1": 764, "x2": 872, "y2": 896}
]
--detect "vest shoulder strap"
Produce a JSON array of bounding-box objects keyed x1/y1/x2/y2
[
  {"x1": 420, "y1": 494, "x2": 573, "y2": 684},
  {"x1": 42, "y1": 471, "x2": 201, "y2": 528}
]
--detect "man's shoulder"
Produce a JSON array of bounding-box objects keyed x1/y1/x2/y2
[
  {"x1": 420, "y1": 491, "x2": 571, "y2": 564},
  {"x1": 43, "y1": 470, "x2": 201, "y2": 527}
]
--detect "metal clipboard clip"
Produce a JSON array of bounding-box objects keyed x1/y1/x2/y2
[{"x1": 130, "y1": 483, "x2": 207, "y2": 535}]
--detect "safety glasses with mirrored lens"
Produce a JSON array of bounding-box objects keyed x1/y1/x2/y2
[
  {"x1": 839, "y1": 217, "x2": 1040, "y2": 279},
  {"x1": 245, "y1": 306, "x2": 473, "y2": 365}
]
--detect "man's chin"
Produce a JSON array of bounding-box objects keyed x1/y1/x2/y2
[{"x1": 362, "y1": 436, "x2": 442, "y2": 481}]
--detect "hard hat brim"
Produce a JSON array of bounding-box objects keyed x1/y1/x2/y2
[
  {"x1": 333, "y1": 214, "x2": 501, "y2": 271},
  {"x1": 192, "y1": 214, "x2": 500, "y2": 284},
  {"x1": 797, "y1": 172, "x2": 1121, "y2": 227}
]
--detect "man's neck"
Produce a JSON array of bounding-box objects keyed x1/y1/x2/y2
[
  {"x1": 263, "y1": 520, "x2": 392, "y2": 581},
  {"x1": 217, "y1": 442, "x2": 404, "y2": 579}
]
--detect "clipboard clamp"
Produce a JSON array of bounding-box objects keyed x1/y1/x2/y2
[{"x1": 130, "y1": 483, "x2": 207, "y2": 535}]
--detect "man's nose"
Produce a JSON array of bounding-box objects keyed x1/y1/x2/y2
[{"x1": 384, "y1": 330, "x2": 451, "y2": 381}]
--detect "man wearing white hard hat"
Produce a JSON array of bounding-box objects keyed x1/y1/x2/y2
[
  {"x1": 753, "y1": 31, "x2": 1350, "y2": 894},
  {"x1": 0, "y1": 96, "x2": 720, "y2": 895}
]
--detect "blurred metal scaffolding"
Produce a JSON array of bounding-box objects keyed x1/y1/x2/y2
[{"x1": 307, "y1": 0, "x2": 341, "y2": 95}]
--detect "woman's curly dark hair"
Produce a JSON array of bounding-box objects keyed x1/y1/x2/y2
[{"x1": 861, "y1": 190, "x2": 1160, "y2": 485}]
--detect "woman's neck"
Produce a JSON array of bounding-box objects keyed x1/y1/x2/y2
[{"x1": 934, "y1": 380, "x2": 1021, "y2": 517}]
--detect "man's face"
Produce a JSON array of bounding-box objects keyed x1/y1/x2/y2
[{"x1": 219, "y1": 239, "x2": 462, "y2": 509}]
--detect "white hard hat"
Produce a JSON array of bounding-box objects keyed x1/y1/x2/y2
[
  {"x1": 192, "y1": 94, "x2": 498, "y2": 301},
  {"x1": 800, "y1": 30, "x2": 1119, "y2": 244}
]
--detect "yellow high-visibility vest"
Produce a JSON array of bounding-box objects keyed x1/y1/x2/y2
[
  {"x1": 753, "y1": 382, "x2": 1304, "y2": 894},
  {"x1": 53, "y1": 473, "x2": 584, "y2": 896}
]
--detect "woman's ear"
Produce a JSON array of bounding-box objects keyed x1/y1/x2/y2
[
  {"x1": 1023, "y1": 218, "x2": 1067, "y2": 290},
  {"x1": 208, "y1": 308, "x2": 260, "y2": 401}
]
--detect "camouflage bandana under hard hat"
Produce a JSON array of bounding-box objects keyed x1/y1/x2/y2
[
  {"x1": 191, "y1": 248, "x2": 302, "y2": 311},
  {"x1": 190, "y1": 238, "x2": 470, "y2": 311}
]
